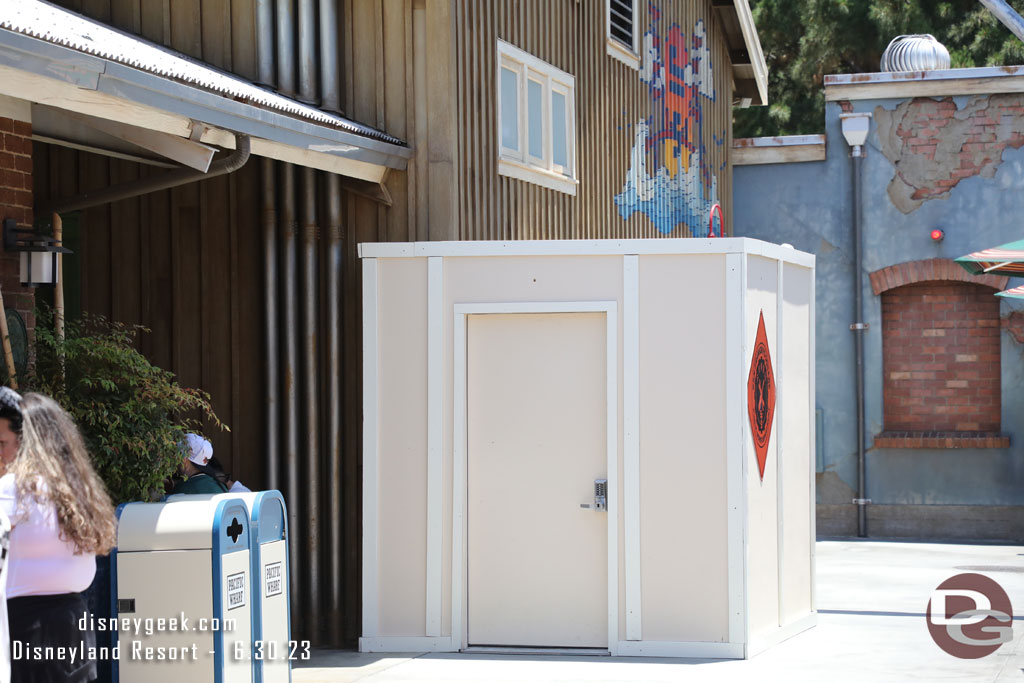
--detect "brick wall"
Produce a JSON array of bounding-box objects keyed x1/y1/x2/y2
[
  {"x1": 0, "y1": 116, "x2": 35, "y2": 352},
  {"x1": 882, "y1": 281, "x2": 1000, "y2": 433},
  {"x1": 875, "y1": 93, "x2": 1024, "y2": 214}
]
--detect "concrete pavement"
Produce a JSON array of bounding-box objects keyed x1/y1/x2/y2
[{"x1": 294, "y1": 539, "x2": 1024, "y2": 682}]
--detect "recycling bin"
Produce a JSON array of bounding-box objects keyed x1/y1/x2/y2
[
  {"x1": 166, "y1": 490, "x2": 292, "y2": 683},
  {"x1": 113, "y1": 497, "x2": 253, "y2": 683}
]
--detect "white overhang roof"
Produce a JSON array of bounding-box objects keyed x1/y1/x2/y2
[{"x1": 0, "y1": 0, "x2": 410, "y2": 181}]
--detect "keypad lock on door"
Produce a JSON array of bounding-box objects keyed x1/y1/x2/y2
[{"x1": 580, "y1": 479, "x2": 607, "y2": 511}]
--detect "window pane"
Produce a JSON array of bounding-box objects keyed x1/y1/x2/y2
[
  {"x1": 500, "y1": 67, "x2": 519, "y2": 150},
  {"x1": 552, "y1": 90, "x2": 567, "y2": 169},
  {"x1": 528, "y1": 79, "x2": 543, "y2": 158}
]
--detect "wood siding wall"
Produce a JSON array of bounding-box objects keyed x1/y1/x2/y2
[
  {"x1": 454, "y1": 0, "x2": 734, "y2": 239},
  {"x1": 36, "y1": 0, "x2": 265, "y2": 485}
]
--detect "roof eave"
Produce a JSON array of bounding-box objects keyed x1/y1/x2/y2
[
  {"x1": 0, "y1": 28, "x2": 411, "y2": 177},
  {"x1": 713, "y1": 0, "x2": 769, "y2": 107}
]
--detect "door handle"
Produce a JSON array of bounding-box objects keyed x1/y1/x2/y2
[{"x1": 579, "y1": 479, "x2": 607, "y2": 511}]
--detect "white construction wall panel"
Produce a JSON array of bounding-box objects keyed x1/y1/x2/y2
[
  {"x1": 781, "y1": 264, "x2": 814, "y2": 623},
  {"x1": 745, "y1": 255, "x2": 780, "y2": 641},
  {"x1": 377, "y1": 257, "x2": 429, "y2": 635},
  {"x1": 637, "y1": 254, "x2": 729, "y2": 643}
]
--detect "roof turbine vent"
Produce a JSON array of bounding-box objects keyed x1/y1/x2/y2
[{"x1": 880, "y1": 34, "x2": 951, "y2": 72}]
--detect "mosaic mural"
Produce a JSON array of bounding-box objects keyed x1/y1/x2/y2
[{"x1": 615, "y1": 6, "x2": 721, "y2": 235}]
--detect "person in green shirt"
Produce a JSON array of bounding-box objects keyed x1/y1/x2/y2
[{"x1": 168, "y1": 433, "x2": 228, "y2": 495}]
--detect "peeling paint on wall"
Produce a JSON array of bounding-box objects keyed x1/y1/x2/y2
[
  {"x1": 615, "y1": 7, "x2": 721, "y2": 235},
  {"x1": 875, "y1": 94, "x2": 1024, "y2": 214}
]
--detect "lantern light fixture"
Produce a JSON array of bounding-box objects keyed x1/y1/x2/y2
[{"x1": 3, "y1": 218, "x2": 72, "y2": 287}]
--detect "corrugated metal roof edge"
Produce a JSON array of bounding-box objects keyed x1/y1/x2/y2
[
  {"x1": 0, "y1": 3, "x2": 407, "y2": 149},
  {"x1": 0, "y1": 29, "x2": 411, "y2": 170}
]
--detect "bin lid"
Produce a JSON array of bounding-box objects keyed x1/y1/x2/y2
[
  {"x1": 165, "y1": 490, "x2": 287, "y2": 543},
  {"x1": 117, "y1": 497, "x2": 250, "y2": 553}
]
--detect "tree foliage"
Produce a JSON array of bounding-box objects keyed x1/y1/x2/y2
[
  {"x1": 734, "y1": 1, "x2": 1024, "y2": 137},
  {"x1": 25, "y1": 309, "x2": 225, "y2": 503}
]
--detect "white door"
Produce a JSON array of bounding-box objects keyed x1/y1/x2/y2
[{"x1": 467, "y1": 312, "x2": 609, "y2": 649}]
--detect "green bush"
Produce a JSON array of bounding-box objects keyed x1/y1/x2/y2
[{"x1": 25, "y1": 308, "x2": 225, "y2": 503}]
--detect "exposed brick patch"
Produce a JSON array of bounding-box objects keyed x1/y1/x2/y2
[
  {"x1": 1004, "y1": 310, "x2": 1024, "y2": 344},
  {"x1": 874, "y1": 431, "x2": 1010, "y2": 449},
  {"x1": 882, "y1": 281, "x2": 1001, "y2": 433},
  {"x1": 0, "y1": 116, "x2": 35, "y2": 350},
  {"x1": 875, "y1": 94, "x2": 1024, "y2": 214},
  {"x1": 869, "y1": 258, "x2": 1008, "y2": 296}
]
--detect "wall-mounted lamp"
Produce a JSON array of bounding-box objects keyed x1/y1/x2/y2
[
  {"x1": 3, "y1": 218, "x2": 72, "y2": 287},
  {"x1": 930, "y1": 228, "x2": 945, "y2": 242}
]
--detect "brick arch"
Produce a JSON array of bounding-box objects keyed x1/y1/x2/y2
[{"x1": 869, "y1": 258, "x2": 1008, "y2": 296}]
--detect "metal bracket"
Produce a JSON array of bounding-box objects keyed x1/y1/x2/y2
[
  {"x1": 852, "y1": 498, "x2": 872, "y2": 505},
  {"x1": 850, "y1": 322, "x2": 869, "y2": 330}
]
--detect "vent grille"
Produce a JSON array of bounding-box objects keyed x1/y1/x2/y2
[{"x1": 609, "y1": 0, "x2": 634, "y2": 49}]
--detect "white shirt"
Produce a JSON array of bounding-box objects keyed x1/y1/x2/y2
[
  {"x1": 0, "y1": 473, "x2": 96, "y2": 598},
  {"x1": 0, "y1": 508, "x2": 11, "y2": 683},
  {"x1": 229, "y1": 480, "x2": 251, "y2": 493}
]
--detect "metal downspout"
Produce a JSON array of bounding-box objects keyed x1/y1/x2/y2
[
  {"x1": 853, "y1": 151, "x2": 868, "y2": 538},
  {"x1": 279, "y1": 163, "x2": 303, "y2": 630},
  {"x1": 299, "y1": 166, "x2": 322, "y2": 640},
  {"x1": 276, "y1": 0, "x2": 296, "y2": 97},
  {"x1": 319, "y1": 0, "x2": 341, "y2": 113},
  {"x1": 325, "y1": 173, "x2": 343, "y2": 646},
  {"x1": 255, "y1": 0, "x2": 276, "y2": 87},
  {"x1": 37, "y1": 135, "x2": 251, "y2": 214},
  {"x1": 298, "y1": 0, "x2": 318, "y2": 105},
  {"x1": 262, "y1": 159, "x2": 280, "y2": 492}
]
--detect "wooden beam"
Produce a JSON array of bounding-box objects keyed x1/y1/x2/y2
[{"x1": 63, "y1": 110, "x2": 218, "y2": 171}]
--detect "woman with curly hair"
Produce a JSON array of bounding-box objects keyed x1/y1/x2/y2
[{"x1": 0, "y1": 389, "x2": 117, "y2": 683}]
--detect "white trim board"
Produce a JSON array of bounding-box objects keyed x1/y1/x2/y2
[
  {"x1": 425, "y1": 257, "x2": 444, "y2": 637},
  {"x1": 361, "y1": 258, "x2": 380, "y2": 637},
  {"x1": 776, "y1": 259, "x2": 785, "y2": 628},
  {"x1": 725, "y1": 253, "x2": 747, "y2": 647},
  {"x1": 452, "y1": 301, "x2": 619, "y2": 653},
  {"x1": 615, "y1": 640, "x2": 745, "y2": 659},
  {"x1": 358, "y1": 637, "x2": 455, "y2": 653},
  {"x1": 623, "y1": 256, "x2": 642, "y2": 642},
  {"x1": 358, "y1": 238, "x2": 816, "y2": 268}
]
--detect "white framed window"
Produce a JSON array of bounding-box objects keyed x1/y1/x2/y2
[
  {"x1": 606, "y1": 0, "x2": 639, "y2": 70},
  {"x1": 497, "y1": 40, "x2": 577, "y2": 196}
]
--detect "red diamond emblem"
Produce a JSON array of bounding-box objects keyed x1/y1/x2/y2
[{"x1": 747, "y1": 311, "x2": 775, "y2": 481}]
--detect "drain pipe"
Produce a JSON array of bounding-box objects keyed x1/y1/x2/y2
[
  {"x1": 279, "y1": 163, "x2": 303, "y2": 631},
  {"x1": 298, "y1": 0, "x2": 318, "y2": 105},
  {"x1": 38, "y1": 135, "x2": 250, "y2": 214},
  {"x1": 299, "y1": 166, "x2": 321, "y2": 640},
  {"x1": 324, "y1": 173, "x2": 343, "y2": 646},
  {"x1": 276, "y1": 0, "x2": 296, "y2": 97},
  {"x1": 255, "y1": 0, "x2": 275, "y2": 87},
  {"x1": 319, "y1": 0, "x2": 341, "y2": 113},
  {"x1": 840, "y1": 112, "x2": 872, "y2": 538},
  {"x1": 262, "y1": 159, "x2": 280, "y2": 491}
]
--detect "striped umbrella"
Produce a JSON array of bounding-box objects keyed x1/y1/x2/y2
[
  {"x1": 955, "y1": 239, "x2": 1024, "y2": 276},
  {"x1": 997, "y1": 283, "x2": 1024, "y2": 300}
]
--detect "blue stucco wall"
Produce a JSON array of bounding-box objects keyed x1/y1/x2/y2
[{"x1": 735, "y1": 96, "x2": 1024, "y2": 508}]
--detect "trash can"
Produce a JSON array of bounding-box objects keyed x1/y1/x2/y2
[
  {"x1": 166, "y1": 490, "x2": 292, "y2": 683},
  {"x1": 113, "y1": 497, "x2": 254, "y2": 683},
  {"x1": 246, "y1": 491, "x2": 291, "y2": 683}
]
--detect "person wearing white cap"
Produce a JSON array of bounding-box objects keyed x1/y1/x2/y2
[{"x1": 167, "y1": 433, "x2": 229, "y2": 495}]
